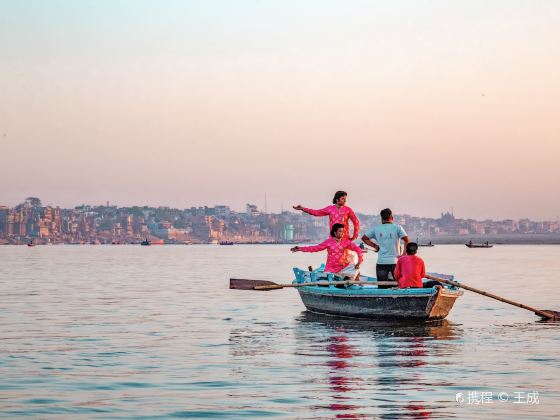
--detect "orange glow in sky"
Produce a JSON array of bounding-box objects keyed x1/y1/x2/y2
[{"x1": 1, "y1": 1, "x2": 559, "y2": 219}]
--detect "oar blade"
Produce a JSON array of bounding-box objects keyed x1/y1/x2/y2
[{"x1": 229, "y1": 278, "x2": 279, "y2": 290}]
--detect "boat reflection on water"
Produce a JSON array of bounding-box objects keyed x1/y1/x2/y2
[
  {"x1": 323, "y1": 330, "x2": 364, "y2": 417},
  {"x1": 294, "y1": 312, "x2": 463, "y2": 419},
  {"x1": 226, "y1": 314, "x2": 463, "y2": 419},
  {"x1": 296, "y1": 311, "x2": 459, "y2": 338}
]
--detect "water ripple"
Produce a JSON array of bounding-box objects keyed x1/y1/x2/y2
[{"x1": 1, "y1": 245, "x2": 559, "y2": 418}]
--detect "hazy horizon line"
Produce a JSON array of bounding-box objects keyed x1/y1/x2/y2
[{"x1": 2, "y1": 196, "x2": 559, "y2": 223}]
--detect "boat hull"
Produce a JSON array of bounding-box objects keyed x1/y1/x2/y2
[{"x1": 297, "y1": 286, "x2": 462, "y2": 321}]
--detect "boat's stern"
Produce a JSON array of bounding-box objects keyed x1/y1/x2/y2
[{"x1": 426, "y1": 286, "x2": 463, "y2": 320}]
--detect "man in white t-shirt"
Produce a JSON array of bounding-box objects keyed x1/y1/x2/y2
[{"x1": 362, "y1": 208, "x2": 409, "y2": 289}]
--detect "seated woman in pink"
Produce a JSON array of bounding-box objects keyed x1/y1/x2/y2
[{"x1": 291, "y1": 223, "x2": 363, "y2": 280}]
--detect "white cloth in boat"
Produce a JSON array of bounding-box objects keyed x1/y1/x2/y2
[
  {"x1": 317, "y1": 263, "x2": 360, "y2": 281},
  {"x1": 346, "y1": 250, "x2": 359, "y2": 265},
  {"x1": 336, "y1": 263, "x2": 359, "y2": 280}
]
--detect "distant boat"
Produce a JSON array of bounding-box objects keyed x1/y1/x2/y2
[
  {"x1": 416, "y1": 238, "x2": 434, "y2": 247},
  {"x1": 27, "y1": 241, "x2": 35, "y2": 247},
  {"x1": 418, "y1": 242, "x2": 434, "y2": 247},
  {"x1": 141, "y1": 238, "x2": 163, "y2": 245},
  {"x1": 209, "y1": 239, "x2": 219, "y2": 245},
  {"x1": 466, "y1": 242, "x2": 493, "y2": 248},
  {"x1": 220, "y1": 241, "x2": 234, "y2": 245}
]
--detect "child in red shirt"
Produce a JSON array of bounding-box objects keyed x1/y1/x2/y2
[{"x1": 394, "y1": 242, "x2": 426, "y2": 288}]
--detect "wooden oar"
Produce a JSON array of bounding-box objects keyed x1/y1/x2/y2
[
  {"x1": 230, "y1": 278, "x2": 397, "y2": 291},
  {"x1": 426, "y1": 274, "x2": 559, "y2": 321}
]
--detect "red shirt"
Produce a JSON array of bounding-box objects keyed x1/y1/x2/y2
[{"x1": 394, "y1": 255, "x2": 426, "y2": 288}]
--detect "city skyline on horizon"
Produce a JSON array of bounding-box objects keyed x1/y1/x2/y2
[
  {"x1": 2, "y1": 195, "x2": 559, "y2": 223},
  {"x1": 1, "y1": 1, "x2": 559, "y2": 220},
  {"x1": 2, "y1": 195, "x2": 559, "y2": 247}
]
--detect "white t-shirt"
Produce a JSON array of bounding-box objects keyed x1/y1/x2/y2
[{"x1": 364, "y1": 223, "x2": 407, "y2": 265}]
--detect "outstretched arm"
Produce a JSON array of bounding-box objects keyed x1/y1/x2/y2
[
  {"x1": 297, "y1": 240, "x2": 330, "y2": 253},
  {"x1": 299, "y1": 206, "x2": 330, "y2": 217},
  {"x1": 349, "y1": 209, "x2": 360, "y2": 240}
]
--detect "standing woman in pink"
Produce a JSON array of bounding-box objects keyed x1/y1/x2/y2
[
  {"x1": 291, "y1": 223, "x2": 363, "y2": 280},
  {"x1": 293, "y1": 191, "x2": 359, "y2": 241},
  {"x1": 293, "y1": 190, "x2": 360, "y2": 262}
]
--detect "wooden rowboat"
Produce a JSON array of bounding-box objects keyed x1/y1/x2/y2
[{"x1": 292, "y1": 267, "x2": 463, "y2": 321}]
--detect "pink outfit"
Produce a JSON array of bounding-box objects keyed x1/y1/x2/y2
[
  {"x1": 302, "y1": 205, "x2": 360, "y2": 240},
  {"x1": 299, "y1": 237, "x2": 364, "y2": 273},
  {"x1": 394, "y1": 255, "x2": 426, "y2": 288}
]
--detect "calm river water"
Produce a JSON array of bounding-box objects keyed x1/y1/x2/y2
[{"x1": 1, "y1": 245, "x2": 559, "y2": 418}]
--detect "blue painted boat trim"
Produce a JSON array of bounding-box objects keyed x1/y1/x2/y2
[
  {"x1": 297, "y1": 285, "x2": 437, "y2": 296},
  {"x1": 291, "y1": 266, "x2": 460, "y2": 297}
]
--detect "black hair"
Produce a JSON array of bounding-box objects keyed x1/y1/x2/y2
[
  {"x1": 406, "y1": 242, "x2": 418, "y2": 255},
  {"x1": 331, "y1": 223, "x2": 345, "y2": 237},
  {"x1": 380, "y1": 208, "x2": 392, "y2": 221},
  {"x1": 332, "y1": 191, "x2": 347, "y2": 204}
]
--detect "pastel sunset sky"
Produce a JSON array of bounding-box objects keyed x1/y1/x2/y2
[{"x1": 1, "y1": 0, "x2": 559, "y2": 219}]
